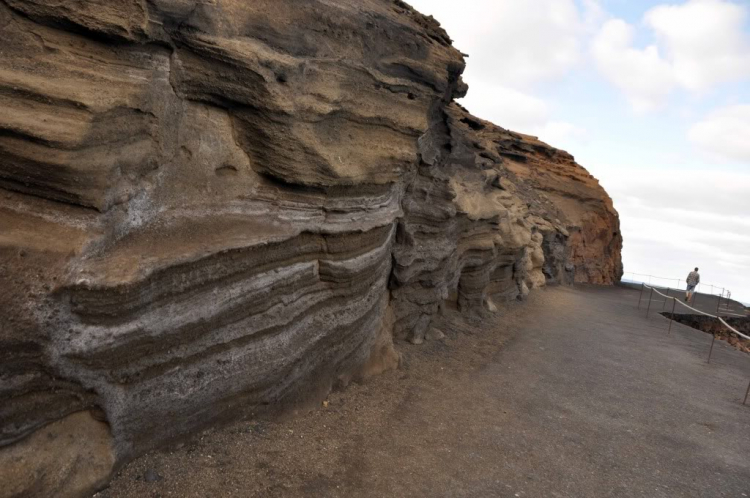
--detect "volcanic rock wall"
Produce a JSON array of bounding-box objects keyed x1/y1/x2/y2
[
  {"x1": 389, "y1": 103, "x2": 622, "y2": 344},
  {"x1": 0, "y1": 1, "x2": 622, "y2": 496}
]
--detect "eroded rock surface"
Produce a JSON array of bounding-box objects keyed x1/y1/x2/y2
[
  {"x1": 390, "y1": 104, "x2": 622, "y2": 343},
  {"x1": 0, "y1": 1, "x2": 622, "y2": 496}
]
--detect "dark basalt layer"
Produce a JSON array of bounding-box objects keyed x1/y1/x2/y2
[{"x1": 0, "y1": 1, "x2": 622, "y2": 496}]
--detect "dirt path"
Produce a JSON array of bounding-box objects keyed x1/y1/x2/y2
[{"x1": 100, "y1": 286, "x2": 750, "y2": 498}]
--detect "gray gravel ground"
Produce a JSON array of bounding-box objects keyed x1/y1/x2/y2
[{"x1": 100, "y1": 285, "x2": 750, "y2": 498}]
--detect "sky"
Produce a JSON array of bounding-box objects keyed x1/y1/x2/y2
[{"x1": 407, "y1": 0, "x2": 750, "y2": 303}]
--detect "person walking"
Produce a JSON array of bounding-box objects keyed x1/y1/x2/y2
[{"x1": 685, "y1": 267, "x2": 700, "y2": 303}]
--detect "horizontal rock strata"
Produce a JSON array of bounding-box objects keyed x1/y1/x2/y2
[{"x1": 0, "y1": 1, "x2": 622, "y2": 496}]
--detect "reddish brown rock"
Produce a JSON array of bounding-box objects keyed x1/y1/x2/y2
[{"x1": 490, "y1": 122, "x2": 623, "y2": 285}]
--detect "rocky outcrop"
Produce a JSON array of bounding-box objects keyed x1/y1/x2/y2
[
  {"x1": 390, "y1": 103, "x2": 622, "y2": 344},
  {"x1": 0, "y1": 1, "x2": 622, "y2": 496}
]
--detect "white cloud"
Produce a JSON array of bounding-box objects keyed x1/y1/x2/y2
[
  {"x1": 535, "y1": 121, "x2": 590, "y2": 148},
  {"x1": 599, "y1": 166, "x2": 750, "y2": 217},
  {"x1": 592, "y1": 19, "x2": 675, "y2": 112},
  {"x1": 460, "y1": 82, "x2": 549, "y2": 131},
  {"x1": 592, "y1": 0, "x2": 750, "y2": 111},
  {"x1": 688, "y1": 104, "x2": 750, "y2": 163},
  {"x1": 460, "y1": 81, "x2": 589, "y2": 149},
  {"x1": 406, "y1": 0, "x2": 584, "y2": 88},
  {"x1": 645, "y1": 0, "x2": 750, "y2": 92},
  {"x1": 581, "y1": 0, "x2": 606, "y2": 31}
]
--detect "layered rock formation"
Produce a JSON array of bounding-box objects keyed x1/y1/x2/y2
[
  {"x1": 389, "y1": 102, "x2": 623, "y2": 344},
  {"x1": 0, "y1": 1, "x2": 622, "y2": 496}
]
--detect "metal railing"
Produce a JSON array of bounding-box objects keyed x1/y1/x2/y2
[
  {"x1": 622, "y1": 271, "x2": 728, "y2": 297},
  {"x1": 636, "y1": 283, "x2": 750, "y2": 405}
]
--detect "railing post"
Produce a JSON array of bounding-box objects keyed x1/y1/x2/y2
[
  {"x1": 646, "y1": 287, "x2": 654, "y2": 317},
  {"x1": 744, "y1": 380, "x2": 750, "y2": 406},
  {"x1": 668, "y1": 298, "x2": 676, "y2": 335},
  {"x1": 707, "y1": 334, "x2": 716, "y2": 364},
  {"x1": 663, "y1": 288, "x2": 670, "y2": 310},
  {"x1": 638, "y1": 283, "x2": 645, "y2": 309},
  {"x1": 716, "y1": 292, "x2": 722, "y2": 315}
]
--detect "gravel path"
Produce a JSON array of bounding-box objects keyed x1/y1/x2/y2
[{"x1": 100, "y1": 285, "x2": 750, "y2": 498}]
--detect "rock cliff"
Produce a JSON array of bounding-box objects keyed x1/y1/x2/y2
[{"x1": 0, "y1": 1, "x2": 622, "y2": 496}]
